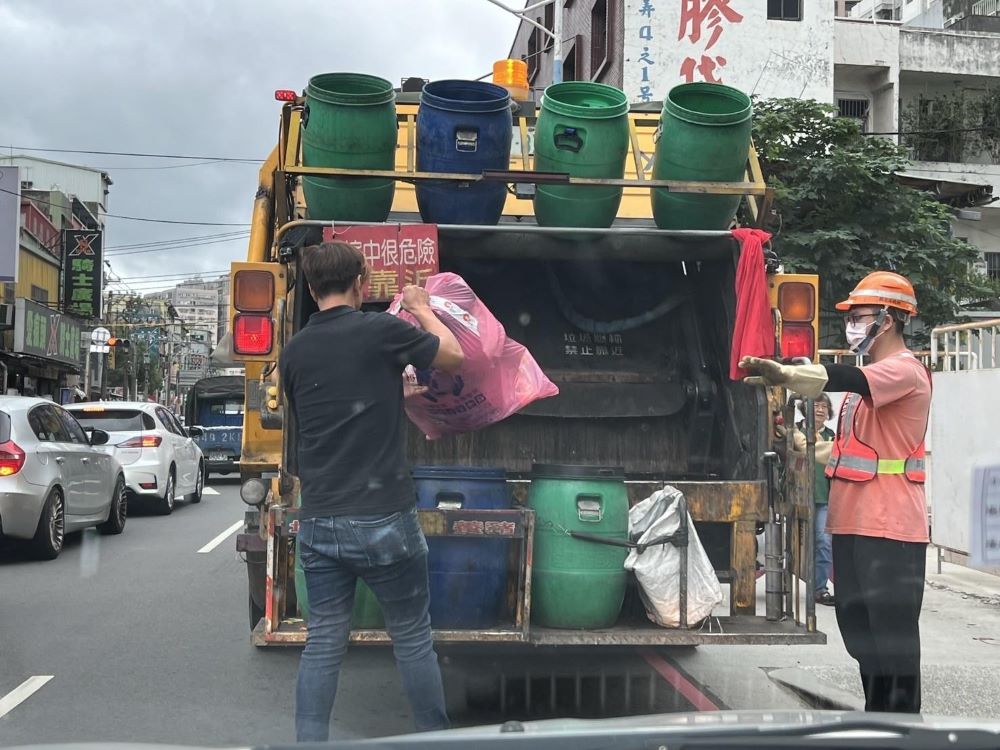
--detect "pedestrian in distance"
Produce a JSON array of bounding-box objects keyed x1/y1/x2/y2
[
  {"x1": 741, "y1": 271, "x2": 931, "y2": 714},
  {"x1": 280, "y1": 241, "x2": 464, "y2": 742},
  {"x1": 791, "y1": 393, "x2": 837, "y2": 606}
]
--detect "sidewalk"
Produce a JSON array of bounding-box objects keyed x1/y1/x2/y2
[{"x1": 672, "y1": 547, "x2": 1000, "y2": 718}]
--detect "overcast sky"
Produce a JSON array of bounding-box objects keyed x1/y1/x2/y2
[{"x1": 0, "y1": 0, "x2": 518, "y2": 294}]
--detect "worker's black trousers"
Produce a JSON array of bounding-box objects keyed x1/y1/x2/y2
[{"x1": 832, "y1": 534, "x2": 927, "y2": 713}]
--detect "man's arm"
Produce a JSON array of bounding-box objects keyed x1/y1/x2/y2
[
  {"x1": 400, "y1": 285, "x2": 464, "y2": 374},
  {"x1": 739, "y1": 357, "x2": 870, "y2": 398}
]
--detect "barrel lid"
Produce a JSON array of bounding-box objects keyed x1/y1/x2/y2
[
  {"x1": 412, "y1": 465, "x2": 507, "y2": 480},
  {"x1": 540, "y1": 81, "x2": 629, "y2": 119},
  {"x1": 307, "y1": 72, "x2": 395, "y2": 106},
  {"x1": 663, "y1": 82, "x2": 751, "y2": 126},
  {"x1": 530, "y1": 463, "x2": 626, "y2": 481},
  {"x1": 420, "y1": 79, "x2": 512, "y2": 114}
]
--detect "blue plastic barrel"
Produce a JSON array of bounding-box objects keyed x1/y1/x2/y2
[
  {"x1": 412, "y1": 465, "x2": 511, "y2": 629},
  {"x1": 416, "y1": 80, "x2": 512, "y2": 225}
]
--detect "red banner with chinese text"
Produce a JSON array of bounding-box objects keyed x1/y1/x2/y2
[{"x1": 321, "y1": 224, "x2": 440, "y2": 302}]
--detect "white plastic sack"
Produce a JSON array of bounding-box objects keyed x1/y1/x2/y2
[{"x1": 624, "y1": 486, "x2": 723, "y2": 628}]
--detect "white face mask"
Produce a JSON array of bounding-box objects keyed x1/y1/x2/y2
[{"x1": 845, "y1": 321, "x2": 870, "y2": 349}]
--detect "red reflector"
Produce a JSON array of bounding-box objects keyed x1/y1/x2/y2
[
  {"x1": 782, "y1": 324, "x2": 815, "y2": 361},
  {"x1": 139, "y1": 481, "x2": 157, "y2": 490},
  {"x1": 234, "y1": 314, "x2": 273, "y2": 355},
  {"x1": 119, "y1": 435, "x2": 163, "y2": 449},
  {"x1": 274, "y1": 89, "x2": 297, "y2": 102},
  {"x1": 0, "y1": 440, "x2": 25, "y2": 476}
]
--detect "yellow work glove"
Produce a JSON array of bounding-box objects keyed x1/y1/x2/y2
[{"x1": 738, "y1": 356, "x2": 829, "y2": 399}]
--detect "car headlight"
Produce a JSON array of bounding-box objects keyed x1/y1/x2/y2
[{"x1": 240, "y1": 478, "x2": 268, "y2": 507}]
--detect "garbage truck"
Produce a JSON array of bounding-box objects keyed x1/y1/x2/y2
[{"x1": 228, "y1": 75, "x2": 825, "y2": 661}]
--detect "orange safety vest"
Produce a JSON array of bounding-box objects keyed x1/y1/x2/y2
[{"x1": 825, "y1": 354, "x2": 931, "y2": 484}]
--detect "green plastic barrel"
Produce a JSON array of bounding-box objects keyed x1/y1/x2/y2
[
  {"x1": 301, "y1": 72, "x2": 397, "y2": 222},
  {"x1": 651, "y1": 82, "x2": 752, "y2": 230},
  {"x1": 293, "y1": 544, "x2": 385, "y2": 628},
  {"x1": 527, "y1": 464, "x2": 629, "y2": 628},
  {"x1": 533, "y1": 82, "x2": 630, "y2": 228}
]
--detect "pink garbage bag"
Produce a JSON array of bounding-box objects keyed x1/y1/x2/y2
[{"x1": 388, "y1": 273, "x2": 559, "y2": 440}]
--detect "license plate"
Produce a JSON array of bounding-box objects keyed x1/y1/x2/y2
[{"x1": 209, "y1": 452, "x2": 228, "y2": 462}]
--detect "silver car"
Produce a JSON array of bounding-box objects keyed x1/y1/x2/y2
[
  {"x1": 0, "y1": 396, "x2": 127, "y2": 559},
  {"x1": 66, "y1": 402, "x2": 205, "y2": 515}
]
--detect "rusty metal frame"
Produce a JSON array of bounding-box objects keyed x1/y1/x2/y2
[{"x1": 255, "y1": 507, "x2": 535, "y2": 646}]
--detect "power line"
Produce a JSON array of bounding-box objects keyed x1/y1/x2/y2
[
  {"x1": 117, "y1": 269, "x2": 229, "y2": 281},
  {"x1": 3, "y1": 145, "x2": 263, "y2": 163},
  {"x1": 4, "y1": 185, "x2": 250, "y2": 227},
  {"x1": 107, "y1": 236, "x2": 249, "y2": 257},
  {"x1": 104, "y1": 231, "x2": 250, "y2": 251}
]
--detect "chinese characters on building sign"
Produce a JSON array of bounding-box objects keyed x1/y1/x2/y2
[
  {"x1": 677, "y1": 0, "x2": 743, "y2": 83},
  {"x1": 321, "y1": 224, "x2": 440, "y2": 302},
  {"x1": 62, "y1": 229, "x2": 103, "y2": 319}
]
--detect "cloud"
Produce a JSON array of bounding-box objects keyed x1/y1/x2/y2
[{"x1": 0, "y1": 0, "x2": 518, "y2": 291}]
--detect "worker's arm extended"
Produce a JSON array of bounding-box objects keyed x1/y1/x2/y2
[{"x1": 740, "y1": 357, "x2": 870, "y2": 398}]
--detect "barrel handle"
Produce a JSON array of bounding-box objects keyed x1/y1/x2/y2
[
  {"x1": 554, "y1": 127, "x2": 583, "y2": 153},
  {"x1": 577, "y1": 493, "x2": 603, "y2": 522},
  {"x1": 455, "y1": 129, "x2": 479, "y2": 153},
  {"x1": 436, "y1": 491, "x2": 465, "y2": 510}
]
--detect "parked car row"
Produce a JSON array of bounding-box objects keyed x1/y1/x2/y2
[{"x1": 0, "y1": 397, "x2": 206, "y2": 560}]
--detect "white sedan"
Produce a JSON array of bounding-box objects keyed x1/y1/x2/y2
[
  {"x1": 0, "y1": 397, "x2": 127, "y2": 559},
  {"x1": 67, "y1": 402, "x2": 205, "y2": 515}
]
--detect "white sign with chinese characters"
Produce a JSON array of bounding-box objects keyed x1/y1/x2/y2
[{"x1": 623, "y1": 0, "x2": 834, "y2": 106}]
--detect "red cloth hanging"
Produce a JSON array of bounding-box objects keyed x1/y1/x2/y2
[{"x1": 729, "y1": 228, "x2": 774, "y2": 381}]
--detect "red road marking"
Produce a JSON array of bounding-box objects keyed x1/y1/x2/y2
[{"x1": 639, "y1": 648, "x2": 720, "y2": 712}]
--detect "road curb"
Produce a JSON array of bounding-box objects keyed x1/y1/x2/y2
[{"x1": 767, "y1": 667, "x2": 864, "y2": 711}]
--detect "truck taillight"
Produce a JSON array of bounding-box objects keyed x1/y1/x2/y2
[
  {"x1": 234, "y1": 314, "x2": 273, "y2": 355},
  {"x1": 781, "y1": 325, "x2": 816, "y2": 361},
  {"x1": 0, "y1": 440, "x2": 25, "y2": 476},
  {"x1": 274, "y1": 89, "x2": 297, "y2": 102},
  {"x1": 233, "y1": 270, "x2": 274, "y2": 313},
  {"x1": 119, "y1": 435, "x2": 162, "y2": 449},
  {"x1": 776, "y1": 280, "x2": 817, "y2": 362}
]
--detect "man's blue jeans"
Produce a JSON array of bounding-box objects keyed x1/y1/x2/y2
[
  {"x1": 815, "y1": 503, "x2": 833, "y2": 594},
  {"x1": 295, "y1": 507, "x2": 449, "y2": 741}
]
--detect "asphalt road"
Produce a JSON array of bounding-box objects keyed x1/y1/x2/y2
[{"x1": 0, "y1": 479, "x2": 749, "y2": 748}]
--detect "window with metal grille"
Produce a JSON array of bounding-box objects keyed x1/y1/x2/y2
[
  {"x1": 838, "y1": 97, "x2": 871, "y2": 132},
  {"x1": 30, "y1": 285, "x2": 49, "y2": 303},
  {"x1": 987, "y1": 252, "x2": 1000, "y2": 281},
  {"x1": 564, "y1": 40, "x2": 578, "y2": 81},
  {"x1": 543, "y1": 4, "x2": 554, "y2": 52},
  {"x1": 591, "y1": 0, "x2": 609, "y2": 78},
  {"x1": 768, "y1": 0, "x2": 803, "y2": 20}
]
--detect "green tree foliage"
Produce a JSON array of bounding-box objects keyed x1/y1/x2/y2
[{"x1": 750, "y1": 98, "x2": 997, "y2": 346}]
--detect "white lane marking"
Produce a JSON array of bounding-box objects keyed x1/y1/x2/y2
[
  {"x1": 197, "y1": 520, "x2": 244, "y2": 554},
  {"x1": 202, "y1": 487, "x2": 220, "y2": 495},
  {"x1": 0, "y1": 676, "x2": 53, "y2": 719}
]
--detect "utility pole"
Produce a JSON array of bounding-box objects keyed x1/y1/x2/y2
[{"x1": 485, "y1": 0, "x2": 563, "y2": 83}]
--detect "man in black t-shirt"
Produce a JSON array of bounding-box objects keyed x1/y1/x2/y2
[{"x1": 281, "y1": 241, "x2": 463, "y2": 742}]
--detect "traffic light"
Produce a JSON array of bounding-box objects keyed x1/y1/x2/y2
[{"x1": 108, "y1": 337, "x2": 131, "y2": 354}]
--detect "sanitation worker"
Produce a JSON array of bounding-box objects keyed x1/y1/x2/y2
[
  {"x1": 741, "y1": 271, "x2": 931, "y2": 714},
  {"x1": 280, "y1": 241, "x2": 463, "y2": 741}
]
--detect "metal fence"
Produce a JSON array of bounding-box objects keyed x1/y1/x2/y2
[{"x1": 930, "y1": 319, "x2": 1000, "y2": 372}]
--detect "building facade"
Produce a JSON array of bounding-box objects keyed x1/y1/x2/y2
[{"x1": 508, "y1": 0, "x2": 1000, "y2": 281}]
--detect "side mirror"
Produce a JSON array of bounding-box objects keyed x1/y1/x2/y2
[
  {"x1": 90, "y1": 429, "x2": 110, "y2": 446},
  {"x1": 188, "y1": 426, "x2": 204, "y2": 438}
]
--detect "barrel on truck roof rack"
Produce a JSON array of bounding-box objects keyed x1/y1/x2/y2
[
  {"x1": 415, "y1": 80, "x2": 512, "y2": 226},
  {"x1": 652, "y1": 83, "x2": 753, "y2": 230},
  {"x1": 301, "y1": 72, "x2": 397, "y2": 222}
]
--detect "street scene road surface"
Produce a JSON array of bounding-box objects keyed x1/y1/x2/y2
[{"x1": 2, "y1": 479, "x2": 998, "y2": 747}]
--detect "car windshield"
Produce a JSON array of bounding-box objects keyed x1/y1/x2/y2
[
  {"x1": 3, "y1": 3, "x2": 1000, "y2": 750},
  {"x1": 69, "y1": 409, "x2": 146, "y2": 432}
]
